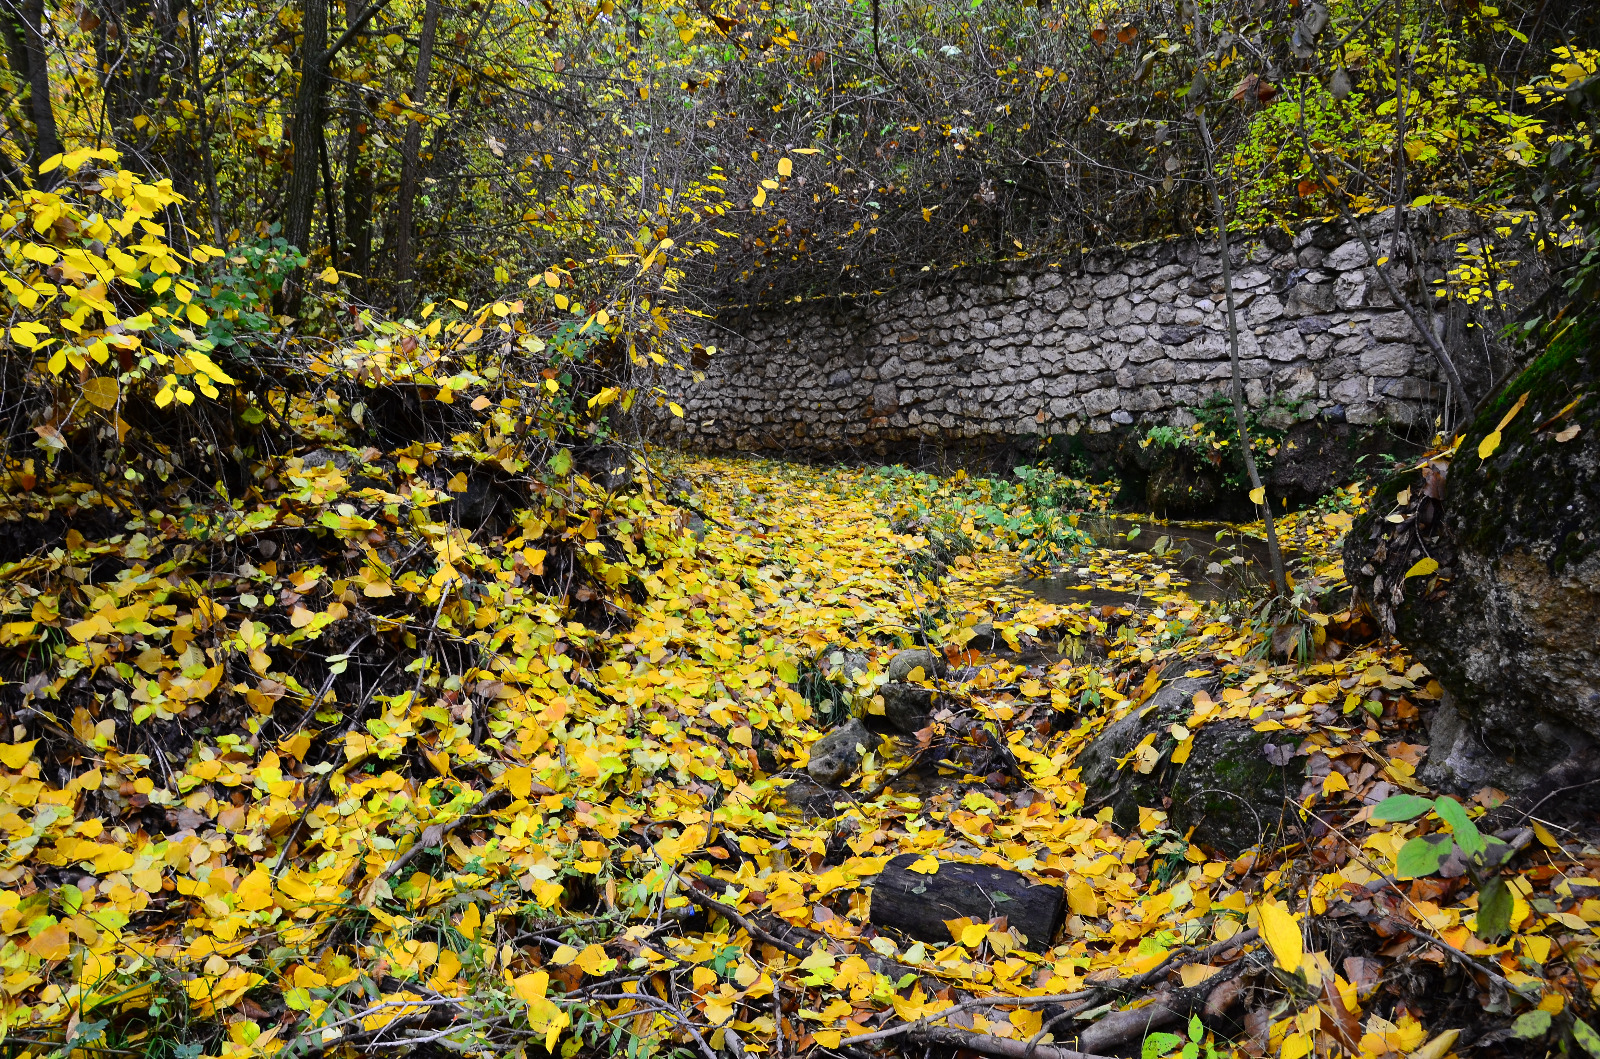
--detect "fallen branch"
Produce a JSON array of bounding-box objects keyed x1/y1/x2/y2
[
  {"x1": 912, "y1": 1027, "x2": 1117, "y2": 1059},
  {"x1": 679, "y1": 875, "x2": 810, "y2": 960},
  {"x1": 841, "y1": 927, "x2": 1262, "y2": 1050}
]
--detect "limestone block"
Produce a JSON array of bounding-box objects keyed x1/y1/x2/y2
[
  {"x1": 1360, "y1": 344, "x2": 1413, "y2": 377},
  {"x1": 1324, "y1": 239, "x2": 1371, "y2": 270},
  {"x1": 1094, "y1": 273, "x2": 1131, "y2": 298},
  {"x1": 1263, "y1": 329, "x2": 1307, "y2": 362},
  {"x1": 1247, "y1": 294, "x2": 1286, "y2": 325},
  {"x1": 1334, "y1": 272, "x2": 1368, "y2": 309},
  {"x1": 1368, "y1": 311, "x2": 1420, "y2": 341},
  {"x1": 1082, "y1": 388, "x2": 1121, "y2": 415}
]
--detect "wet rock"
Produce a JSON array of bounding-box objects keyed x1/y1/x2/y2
[
  {"x1": 875, "y1": 648, "x2": 946, "y2": 734},
  {"x1": 869, "y1": 854, "x2": 1064, "y2": 952},
  {"x1": 820, "y1": 650, "x2": 869, "y2": 680},
  {"x1": 775, "y1": 775, "x2": 845, "y2": 818},
  {"x1": 880, "y1": 683, "x2": 936, "y2": 734},
  {"x1": 1346, "y1": 323, "x2": 1600, "y2": 809},
  {"x1": 1077, "y1": 675, "x2": 1307, "y2": 855},
  {"x1": 886, "y1": 648, "x2": 946, "y2": 682},
  {"x1": 806, "y1": 718, "x2": 874, "y2": 786}
]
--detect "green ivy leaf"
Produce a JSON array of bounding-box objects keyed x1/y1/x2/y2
[
  {"x1": 1370, "y1": 794, "x2": 1433, "y2": 822},
  {"x1": 1395, "y1": 833, "x2": 1454, "y2": 878}
]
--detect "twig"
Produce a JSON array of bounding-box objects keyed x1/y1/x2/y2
[
  {"x1": 271, "y1": 750, "x2": 376, "y2": 880},
  {"x1": 678, "y1": 874, "x2": 810, "y2": 959}
]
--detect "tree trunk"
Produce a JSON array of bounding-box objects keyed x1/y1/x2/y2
[
  {"x1": 392, "y1": 0, "x2": 439, "y2": 310},
  {"x1": 869, "y1": 854, "x2": 1064, "y2": 953},
  {"x1": 342, "y1": 89, "x2": 373, "y2": 296},
  {"x1": 18, "y1": 0, "x2": 63, "y2": 184},
  {"x1": 283, "y1": 0, "x2": 329, "y2": 259},
  {"x1": 1195, "y1": 107, "x2": 1288, "y2": 596}
]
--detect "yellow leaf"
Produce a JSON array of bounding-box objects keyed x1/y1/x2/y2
[
  {"x1": 669, "y1": 402, "x2": 684, "y2": 417},
  {"x1": 82, "y1": 376, "x2": 118, "y2": 410},
  {"x1": 573, "y1": 943, "x2": 617, "y2": 976},
  {"x1": 777, "y1": 157, "x2": 793, "y2": 177},
  {"x1": 550, "y1": 944, "x2": 579, "y2": 965},
  {"x1": 185, "y1": 301, "x2": 208, "y2": 326},
  {"x1": 752, "y1": 188, "x2": 767, "y2": 208},
  {"x1": 237, "y1": 868, "x2": 275, "y2": 911},
  {"x1": 1477, "y1": 430, "x2": 1502, "y2": 460},
  {"x1": 25, "y1": 922, "x2": 70, "y2": 961},
  {"x1": 513, "y1": 970, "x2": 550, "y2": 1003},
  {"x1": 1257, "y1": 897, "x2": 1303, "y2": 973},
  {"x1": 908, "y1": 855, "x2": 939, "y2": 875},
  {"x1": 1406, "y1": 1029, "x2": 1461, "y2": 1059},
  {"x1": 1403, "y1": 557, "x2": 1439, "y2": 579},
  {"x1": 1179, "y1": 963, "x2": 1222, "y2": 988},
  {"x1": 318, "y1": 265, "x2": 340, "y2": 283},
  {"x1": 0, "y1": 740, "x2": 37, "y2": 769},
  {"x1": 503, "y1": 766, "x2": 532, "y2": 799},
  {"x1": 814, "y1": 1032, "x2": 842, "y2": 1049},
  {"x1": 1495, "y1": 390, "x2": 1530, "y2": 431},
  {"x1": 960, "y1": 922, "x2": 989, "y2": 947},
  {"x1": 447, "y1": 472, "x2": 469, "y2": 492},
  {"x1": 1249, "y1": 486, "x2": 1266, "y2": 505}
]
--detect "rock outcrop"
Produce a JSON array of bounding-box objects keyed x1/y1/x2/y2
[{"x1": 1346, "y1": 321, "x2": 1600, "y2": 809}]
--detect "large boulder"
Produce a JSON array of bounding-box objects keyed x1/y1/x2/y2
[
  {"x1": 1076, "y1": 675, "x2": 1306, "y2": 855},
  {"x1": 1345, "y1": 322, "x2": 1600, "y2": 805}
]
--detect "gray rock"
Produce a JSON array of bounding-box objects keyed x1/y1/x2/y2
[
  {"x1": 1078, "y1": 675, "x2": 1307, "y2": 855},
  {"x1": 880, "y1": 683, "x2": 936, "y2": 734},
  {"x1": 1346, "y1": 327, "x2": 1600, "y2": 813},
  {"x1": 807, "y1": 718, "x2": 874, "y2": 786},
  {"x1": 886, "y1": 647, "x2": 945, "y2": 683},
  {"x1": 1324, "y1": 239, "x2": 1371, "y2": 271}
]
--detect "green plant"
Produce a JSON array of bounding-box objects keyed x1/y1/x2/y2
[{"x1": 1372, "y1": 794, "x2": 1518, "y2": 940}]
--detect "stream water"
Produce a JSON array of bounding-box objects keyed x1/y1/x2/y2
[{"x1": 1015, "y1": 514, "x2": 1291, "y2": 609}]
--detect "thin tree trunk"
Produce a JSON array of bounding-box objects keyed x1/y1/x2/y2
[
  {"x1": 185, "y1": 15, "x2": 225, "y2": 244},
  {"x1": 1290, "y1": 80, "x2": 1474, "y2": 421},
  {"x1": 342, "y1": 89, "x2": 373, "y2": 296},
  {"x1": 319, "y1": 125, "x2": 340, "y2": 271},
  {"x1": 392, "y1": 0, "x2": 439, "y2": 310},
  {"x1": 19, "y1": 0, "x2": 64, "y2": 184},
  {"x1": 1195, "y1": 107, "x2": 1288, "y2": 597}
]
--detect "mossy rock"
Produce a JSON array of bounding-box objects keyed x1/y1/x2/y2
[
  {"x1": 1345, "y1": 318, "x2": 1600, "y2": 798},
  {"x1": 1076, "y1": 676, "x2": 1306, "y2": 856}
]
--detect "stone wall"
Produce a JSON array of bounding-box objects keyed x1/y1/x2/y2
[{"x1": 665, "y1": 218, "x2": 1507, "y2": 460}]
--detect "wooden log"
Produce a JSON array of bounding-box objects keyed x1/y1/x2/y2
[{"x1": 869, "y1": 853, "x2": 1064, "y2": 952}]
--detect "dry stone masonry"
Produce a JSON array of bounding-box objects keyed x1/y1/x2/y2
[{"x1": 668, "y1": 222, "x2": 1470, "y2": 457}]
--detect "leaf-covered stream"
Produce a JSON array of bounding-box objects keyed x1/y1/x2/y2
[{"x1": 0, "y1": 452, "x2": 1595, "y2": 1059}]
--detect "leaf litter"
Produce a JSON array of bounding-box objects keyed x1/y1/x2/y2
[{"x1": 0, "y1": 449, "x2": 1596, "y2": 1059}]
